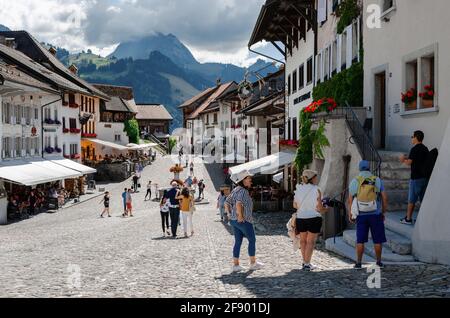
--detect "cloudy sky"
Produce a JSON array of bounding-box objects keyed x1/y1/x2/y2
[{"x1": 0, "y1": 0, "x2": 284, "y2": 66}]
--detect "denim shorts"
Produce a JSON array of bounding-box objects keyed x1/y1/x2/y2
[{"x1": 408, "y1": 178, "x2": 428, "y2": 204}]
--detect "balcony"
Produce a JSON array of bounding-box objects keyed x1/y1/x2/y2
[{"x1": 44, "y1": 118, "x2": 62, "y2": 126}]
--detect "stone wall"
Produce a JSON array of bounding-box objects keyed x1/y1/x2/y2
[{"x1": 94, "y1": 162, "x2": 132, "y2": 182}]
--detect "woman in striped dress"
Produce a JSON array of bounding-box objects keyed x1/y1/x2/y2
[{"x1": 225, "y1": 170, "x2": 264, "y2": 273}]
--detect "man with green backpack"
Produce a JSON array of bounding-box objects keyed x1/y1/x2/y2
[{"x1": 348, "y1": 160, "x2": 388, "y2": 269}]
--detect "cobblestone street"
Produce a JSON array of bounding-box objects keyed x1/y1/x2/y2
[{"x1": 0, "y1": 154, "x2": 449, "y2": 298}]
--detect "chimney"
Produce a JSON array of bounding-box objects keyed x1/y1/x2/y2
[
  {"x1": 49, "y1": 47, "x2": 57, "y2": 56},
  {"x1": 69, "y1": 64, "x2": 78, "y2": 75}
]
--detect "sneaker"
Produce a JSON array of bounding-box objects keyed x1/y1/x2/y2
[
  {"x1": 376, "y1": 261, "x2": 385, "y2": 269},
  {"x1": 249, "y1": 261, "x2": 264, "y2": 271},
  {"x1": 302, "y1": 264, "x2": 312, "y2": 272},
  {"x1": 232, "y1": 265, "x2": 246, "y2": 273},
  {"x1": 354, "y1": 263, "x2": 363, "y2": 270},
  {"x1": 400, "y1": 217, "x2": 413, "y2": 225}
]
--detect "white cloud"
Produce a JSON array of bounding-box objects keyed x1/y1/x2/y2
[{"x1": 0, "y1": 0, "x2": 270, "y2": 65}]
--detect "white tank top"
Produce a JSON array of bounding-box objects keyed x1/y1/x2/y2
[{"x1": 295, "y1": 184, "x2": 322, "y2": 219}]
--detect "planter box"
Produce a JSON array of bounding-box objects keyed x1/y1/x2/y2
[
  {"x1": 421, "y1": 98, "x2": 433, "y2": 109},
  {"x1": 405, "y1": 100, "x2": 417, "y2": 111}
]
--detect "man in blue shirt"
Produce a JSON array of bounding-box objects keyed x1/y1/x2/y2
[
  {"x1": 164, "y1": 182, "x2": 181, "y2": 238},
  {"x1": 121, "y1": 188, "x2": 128, "y2": 217},
  {"x1": 348, "y1": 161, "x2": 388, "y2": 269}
]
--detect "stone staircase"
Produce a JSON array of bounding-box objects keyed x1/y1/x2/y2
[{"x1": 325, "y1": 151, "x2": 422, "y2": 265}]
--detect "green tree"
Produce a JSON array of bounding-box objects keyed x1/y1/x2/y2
[{"x1": 124, "y1": 119, "x2": 140, "y2": 144}]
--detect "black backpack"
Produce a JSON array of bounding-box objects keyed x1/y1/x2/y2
[{"x1": 422, "y1": 148, "x2": 439, "y2": 179}]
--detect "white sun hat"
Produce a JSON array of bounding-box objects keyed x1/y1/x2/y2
[{"x1": 231, "y1": 170, "x2": 254, "y2": 184}]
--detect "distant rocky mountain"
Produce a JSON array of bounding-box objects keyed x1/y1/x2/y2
[
  {"x1": 56, "y1": 32, "x2": 279, "y2": 130},
  {"x1": 0, "y1": 24, "x2": 11, "y2": 32}
]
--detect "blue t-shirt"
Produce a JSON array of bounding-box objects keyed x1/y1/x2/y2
[
  {"x1": 349, "y1": 171, "x2": 384, "y2": 216},
  {"x1": 164, "y1": 188, "x2": 180, "y2": 206},
  {"x1": 121, "y1": 192, "x2": 127, "y2": 203}
]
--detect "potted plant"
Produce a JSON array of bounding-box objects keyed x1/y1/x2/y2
[
  {"x1": 54, "y1": 120, "x2": 62, "y2": 125},
  {"x1": 69, "y1": 103, "x2": 79, "y2": 108},
  {"x1": 71, "y1": 154, "x2": 81, "y2": 160},
  {"x1": 401, "y1": 88, "x2": 417, "y2": 111},
  {"x1": 62, "y1": 101, "x2": 69, "y2": 107},
  {"x1": 419, "y1": 85, "x2": 434, "y2": 108},
  {"x1": 45, "y1": 147, "x2": 55, "y2": 154},
  {"x1": 63, "y1": 128, "x2": 70, "y2": 134},
  {"x1": 64, "y1": 155, "x2": 71, "y2": 159},
  {"x1": 55, "y1": 147, "x2": 62, "y2": 153},
  {"x1": 45, "y1": 118, "x2": 55, "y2": 125}
]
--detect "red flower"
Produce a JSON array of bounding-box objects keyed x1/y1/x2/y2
[
  {"x1": 428, "y1": 91, "x2": 434, "y2": 97},
  {"x1": 424, "y1": 85, "x2": 432, "y2": 90}
]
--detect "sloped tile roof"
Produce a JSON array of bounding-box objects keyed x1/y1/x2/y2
[
  {"x1": 136, "y1": 104, "x2": 173, "y2": 121},
  {"x1": 188, "y1": 82, "x2": 237, "y2": 120},
  {"x1": 0, "y1": 43, "x2": 90, "y2": 95}
]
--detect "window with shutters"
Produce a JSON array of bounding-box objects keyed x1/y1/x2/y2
[
  {"x1": 307, "y1": 57, "x2": 313, "y2": 85},
  {"x1": 299, "y1": 64, "x2": 305, "y2": 90},
  {"x1": 15, "y1": 105, "x2": 21, "y2": 124},
  {"x1": 292, "y1": 70, "x2": 297, "y2": 93},
  {"x1": 25, "y1": 107, "x2": 31, "y2": 125},
  {"x1": 2, "y1": 137, "x2": 11, "y2": 158},
  {"x1": 341, "y1": 31, "x2": 347, "y2": 69},
  {"x1": 33, "y1": 138, "x2": 40, "y2": 155},
  {"x1": 26, "y1": 137, "x2": 31, "y2": 156},
  {"x1": 287, "y1": 75, "x2": 291, "y2": 95},
  {"x1": 70, "y1": 118, "x2": 77, "y2": 129},
  {"x1": 15, "y1": 137, "x2": 21, "y2": 157},
  {"x1": 44, "y1": 108, "x2": 51, "y2": 121},
  {"x1": 34, "y1": 108, "x2": 39, "y2": 120}
]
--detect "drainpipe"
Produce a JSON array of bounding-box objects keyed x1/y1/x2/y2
[{"x1": 41, "y1": 95, "x2": 63, "y2": 159}]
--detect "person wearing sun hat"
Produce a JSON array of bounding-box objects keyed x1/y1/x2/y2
[
  {"x1": 225, "y1": 170, "x2": 264, "y2": 273},
  {"x1": 293, "y1": 169, "x2": 329, "y2": 272}
]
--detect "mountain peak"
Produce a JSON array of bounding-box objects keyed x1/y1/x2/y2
[
  {"x1": 109, "y1": 32, "x2": 198, "y2": 67},
  {"x1": 0, "y1": 24, "x2": 11, "y2": 32}
]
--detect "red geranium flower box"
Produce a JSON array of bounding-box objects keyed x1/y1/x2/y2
[
  {"x1": 69, "y1": 103, "x2": 79, "y2": 109},
  {"x1": 71, "y1": 154, "x2": 81, "y2": 160},
  {"x1": 82, "y1": 133, "x2": 97, "y2": 138}
]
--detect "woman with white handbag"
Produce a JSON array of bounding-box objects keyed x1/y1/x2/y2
[{"x1": 293, "y1": 170, "x2": 329, "y2": 271}]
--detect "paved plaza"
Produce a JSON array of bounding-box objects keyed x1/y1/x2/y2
[{"x1": 0, "y1": 154, "x2": 449, "y2": 298}]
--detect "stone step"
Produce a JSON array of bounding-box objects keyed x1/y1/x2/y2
[
  {"x1": 384, "y1": 211, "x2": 419, "y2": 240},
  {"x1": 380, "y1": 160, "x2": 408, "y2": 170},
  {"x1": 387, "y1": 190, "x2": 409, "y2": 203},
  {"x1": 379, "y1": 151, "x2": 407, "y2": 162},
  {"x1": 343, "y1": 229, "x2": 412, "y2": 256},
  {"x1": 384, "y1": 180, "x2": 410, "y2": 191},
  {"x1": 325, "y1": 237, "x2": 376, "y2": 264},
  {"x1": 342, "y1": 231, "x2": 415, "y2": 262},
  {"x1": 325, "y1": 237, "x2": 421, "y2": 265},
  {"x1": 381, "y1": 168, "x2": 411, "y2": 180},
  {"x1": 387, "y1": 202, "x2": 409, "y2": 213}
]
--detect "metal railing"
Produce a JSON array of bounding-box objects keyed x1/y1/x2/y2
[
  {"x1": 148, "y1": 133, "x2": 169, "y2": 154},
  {"x1": 344, "y1": 102, "x2": 382, "y2": 177}
]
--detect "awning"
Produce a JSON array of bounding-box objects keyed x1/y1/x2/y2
[
  {"x1": 229, "y1": 151, "x2": 295, "y2": 179},
  {"x1": 0, "y1": 160, "x2": 82, "y2": 186},
  {"x1": 51, "y1": 159, "x2": 97, "y2": 175},
  {"x1": 273, "y1": 172, "x2": 284, "y2": 184},
  {"x1": 86, "y1": 139, "x2": 129, "y2": 151},
  {"x1": 127, "y1": 143, "x2": 158, "y2": 150}
]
